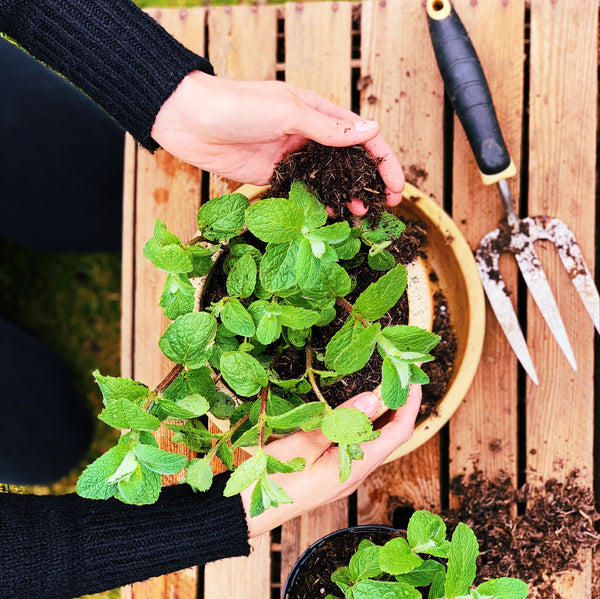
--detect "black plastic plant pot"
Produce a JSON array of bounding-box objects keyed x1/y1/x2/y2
[{"x1": 282, "y1": 525, "x2": 402, "y2": 599}]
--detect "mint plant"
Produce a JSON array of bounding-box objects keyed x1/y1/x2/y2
[
  {"x1": 77, "y1": 182, "x2": 440, "y2": 514},
  {"x1": 326, "y1": 510, "x2": 529, "y2": 599}
]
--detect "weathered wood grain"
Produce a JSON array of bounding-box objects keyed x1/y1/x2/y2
[
  {"x1": 447, "y1": 0, "x2": 524, "y2": 494},
  {"x1": 527, "y1": 1, "x2": 597, "y2": 595},
  {"x1": 356, "y1": 0, "x2": 445, "y2": 526}
]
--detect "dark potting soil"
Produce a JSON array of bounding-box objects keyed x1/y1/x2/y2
[
  {"x1": 269, "y1": 142, "x2": 387, "y2": 223},
  {"x1": 284, "y1": 528, "x2": 403, "y2": 599},
  {"x1": 443, "y1": 469, "x2": 600, "y2": 599}
]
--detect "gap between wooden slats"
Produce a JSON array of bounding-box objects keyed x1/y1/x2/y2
[{"x1": 527, "y1": 0, "x2": 597, "y2": 596}]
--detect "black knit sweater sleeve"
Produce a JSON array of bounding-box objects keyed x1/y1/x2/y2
[
  {"x1": 0, "y1": 474, "x2": 250, "y2": 599},
  {"x1": 0, "y1": 0, "x2": 215, "y2": 150}
]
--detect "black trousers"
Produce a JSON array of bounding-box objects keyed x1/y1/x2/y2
[{"x1": 0, "y1": 38, "x2": 125, "y2": 484}]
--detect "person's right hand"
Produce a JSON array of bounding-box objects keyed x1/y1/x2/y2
[
  {"x1": 151, "y1": 71, "x2": 405, "y2": 211},
  {"x1": 240, "y1": 386, "x2": 421, "y2": 538}
]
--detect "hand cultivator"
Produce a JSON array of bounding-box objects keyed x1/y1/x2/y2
[{"x1": 426, "y1": 0, "x2": 599, "y2": 384}]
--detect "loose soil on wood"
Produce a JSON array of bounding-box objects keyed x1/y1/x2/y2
[{"x1": 442, "y1": 469, "x2": 600, "y2": 599}]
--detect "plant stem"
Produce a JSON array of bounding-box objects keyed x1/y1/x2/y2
[
  {"x1": 305, "y1": 344, "x2": 327, "y2": 403},
  {"x1": 336, "y1": 297, "x2": 370, "y2": 328},
  {"x1": 257, "y1": 386, "x2": 268, "y2": 448},
  {"x1": 154, "y1": 363, "x2": 184, "y2": 395},
  {"x1": 206, "y1": 412, "x2": 251, "y2": 463}
]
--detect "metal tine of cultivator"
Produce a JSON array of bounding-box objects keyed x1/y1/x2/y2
[
  {"x1": 524, "y1": 216, "x2": 600, "y2": 334},
  {"x1": 475, "y1": 235, "x2": 539, "y2": 386}
]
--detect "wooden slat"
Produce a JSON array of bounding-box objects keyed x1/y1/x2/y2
[
  {"x1": 207, "y1": 4, "x2": 279, "y2": 198},
  {"x1": 279, "y1": 1, "x2": 354, "y2": 587},
  {"x1": 202, "y1": 6, "x2": 279, "y2": 599},
  {"x1": 448, "y1": 0, "x2": 524, "y2": 496},
  {"x1": 356, "y1": 0, "x2": 444, "y2": 526},
  {"x1": 527, "y1": 1, "x2": 597, "y2": 595},
  {"x1": 122, "y1": 9, "x2": 207, "y2": 599}
]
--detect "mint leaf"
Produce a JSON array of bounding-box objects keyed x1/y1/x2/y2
[
  {"x1": 98, "y1": 398, "x2": 160, "y2": 431},
  {"x1": 134, "y1": 444, "x2": 188, "y2": 475},
  {"x1": 353, "y1": 264, "x2": 407, "y2": 321},
  {"x1": 227, "y1": 252, "x2": 257, "y2": 298},
  {"x1": 163, "y1": 366, "x2": 217, "y2": 403},
  {"x1": 158, "y1": 312, "x2": 217, "y2": 368},
  {"x1": 307, "y1": 221, "x2": 351, "y2": 245},
  {"x1": 379, "y1": 325, "x2": 440, "y2": 354},
  {"x1": 278, "y1": 305, "x2": 320, "y2": 329},
  {"x1": 380, "y1": 356, "x2": 410, "y2": 409},
  {"x1": 143, "y1": 220, "x2": 193, "y2": 273},
  {"x1": 368, "y1": 248, "x2": 396, "y2": 271},
  {"x1": 331, "y1": 566, "x2": 353, "y2": 595},
  {"x1": 476, "y1": 578, "x2": 529, "y2": 599},
  {"x1": 220, "y1": 351, "x2": 268, "y2": 397},
  {"x1": 353, "y1": 580, "x2": 421, "y2": 599},
  {"x1": 325, "y1": 319, "x2": 380, "y2": 376},
  {"x1": 395, "y1": 560, "x2": 445, "y2": 587},
  {"x1": 197, "y1": 193, "x2": 249, "y2": 241},
  {"x1": 321, "y1": 408, "x2": 379, "y2": 445},
  {"x1": 76, "y1": 444, "x2": 130, "y2": 499},
  {"x1": 332, "y1": 228, "x2": 362, "y2": 260},
  {"x1": 338, "y1": 444, "x2": 353, "y2": 483},
  {"x1": 429, "y1": 570, "x2": 447, "y2": 599},
  {"x1": 266, "y1": 402, "x2": 326, "y2": 431},
  {"x1": 223, "y1": 450, "x2": 268, "y2": 496},
  {"x1": 445, "y1": 523, "x2": 479, "y2": 598},
  {"x1": 246, "y1": 197, "x2": 303, "y2": 243},
  {"x1": 260, "y1": 240, "x2": 300, "y2": 292},
  {"x1": 221, "y1": 297, "x2": 256, "y2": 337},
  {"x1": 106, "y1": 449, "x2": 138, "y2": 484},
  {"x1": 295, "y1": 237, "x2": 322, "y2": 287},
  {"x1": 288, "y1": 181, "x2": 328, "y2": 230},
  {"x1": 159, "y1": 272, "x2": 195, "y2": 320},
  {"x1": 378, "y1": 537, "x2": 423, "y2": 576},
  {"x1": 407, "y1": 510, "x2": 448, "y2": 554},
  {"x1": 187, "y1": 244, "x2": 216, "y2": 277},
  {"x1": 378, "y1": 212, "x2": 406, "y2": 238},
  {"x1": 116, "y1": 463, "x2": 162, "y2": 505},
  {"x1": 93, "y1": 370, "x2": 149, "y2": 407},
  {"x1": 266, "y1": 455, "x2": 306, "y2": 474},
  {"x1": 349, "y1": 541, "x2": 382, "y2": 581},
  {"x1": 186, "y1": 456, "x2": 214, "y2": 492}
]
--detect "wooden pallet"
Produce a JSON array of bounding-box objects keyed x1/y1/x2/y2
[{"x1": 121, "y1": 1, "x2": 598, "y2": 597}]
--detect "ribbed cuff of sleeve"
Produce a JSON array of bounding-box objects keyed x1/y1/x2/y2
[
  {"x1": 0, "y1": 0, "x2": 214, "y2": 150},
  {"x1": 0, "y1": 474, "x2": 250, "y2": 599}
]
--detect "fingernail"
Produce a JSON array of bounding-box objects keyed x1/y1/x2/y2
[
  {"x1": 355, "y1": 120, "x2": 378, "y2": 132},
  {"x1": 352, "y1": 392, "x2": 380, "y2": 418}
]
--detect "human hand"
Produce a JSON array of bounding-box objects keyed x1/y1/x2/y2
[
  {"x1": 240, "y1": 386, "x2": 421, "y2": 538},
  {"x1": 151, "y1": 71, "x2": 404, "y2": 211}
]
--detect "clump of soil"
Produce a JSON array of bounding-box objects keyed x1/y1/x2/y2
[
  {"x1": 442, "y1": 469, "x2": 600, "y2": 599},
  {"x1": 269, "y1": 142, "x2": 386, "y2": 222},
  {"x1": 284, "y1": 527, "x2": 403, "y2": 599}
]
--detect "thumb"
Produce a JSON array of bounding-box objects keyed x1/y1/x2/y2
[{"x1": 296, "y1": 110, "x2": 380, "y2": 147}]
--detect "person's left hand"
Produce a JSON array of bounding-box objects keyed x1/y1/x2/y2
[
  {"x1": 240, "y1": 386, "x2": 421, "y2": 538},
  {"x1": 151, "y1": 71, "x2": 404, "y2": 211}
]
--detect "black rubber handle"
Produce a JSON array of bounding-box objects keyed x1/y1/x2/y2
[{"x1": 426, "y1": 0, "x2": 514, "y2": 181}]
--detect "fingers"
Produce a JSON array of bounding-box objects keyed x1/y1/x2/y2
[
  {"x1": 295, "y1": 111, "x2": 381, "y2": 147},
  {"x1": 264, "y1": 392, "x2": 382, "y2": 466},
  {"x1": 364, "y1": 135, "x2": 405, "y2": 196}
]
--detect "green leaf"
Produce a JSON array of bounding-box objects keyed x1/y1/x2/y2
[
  {"x1": 134, "y1": 444, "x2": 188, "y2": 475},
  {"x1": 76, "y1": 444, "x2": 130, "y2": 499},
  {"x1": 143, "y1": 220, "x2": 193, "y2": 273},
  {"x1": 187, "y1": 244, "x2": 216, "y2": 277},
  {"x1": 307, "y1": 221, "x2": 351, "y2": 245},
  {"x1": 295, "y1": 236, "x2": 323, "y2": 287},
  {"x1": 227, "y1": 252, "x2": 257, "y2": 298},
  {"x1": 349, "y1": 539, "x2": 382, "y2": 581},
  {"x1": 395, "y1": 560, "x2": 445, "y2": 587},
  {"x1": 353, "y1": 264, "x2": 407, "y2": 321},
  {"x1": 407, "y1": 510, "x2": 448, "y2": 554},
  {"x1": 321, "y1": 408, "x2": 379, "y2": 445},
  {"x1": 380, "y1": 356, "x2": 410, "y2": 410},
  {"x1": 159, "y1": 272, "x2": 195, "y2": 320},
  {"x1": 288, "y1": 181, "x2": 328, "y2": 230},
  {"x1": 246, "y1": 197, "x2": 304, "y2": 243},
  {"x1": 158, "y1": 312, "x2": 217, "y2": 369},
  {"x1": 220, "y1": 351, "x2": 268, "y2": 397},
  {"x1": 368, "y1": 248, "x2": 396, "y2": 271},
  {"x1": 378, "y1": 537, "x2": 423, "y2": 576},
  {"x1": 260, "y1": 240, "x2": 300, "y2": 292},
  {"x1": 338, "y1": 444, "x2": 353, "y2": 483},
  {"x1": 353, "y1": 580, "x2": 421, "y2": 599},
  {"x1": 163, "y1": 366, "x2": 217, "y2": 404},
  {"x1": 115, "y1": 462, "x2": 144, "y2": 502},
  {"x1": 278, "y1": 305, "x2": 321, "y2": 329},
  {"x1": 116, "y1": 463, "x2": 162, "y2": 505},
  {"x1": 331, "y1": 566, "x2": 353, "y2": 595},
  {"x1": 332, "y1": 229, "x2": 362, "y2": 260},
  {"x1": 93, "y1": 370, "x2": 149, "y2": 407},
  {"x1": 325, "y1": 319, "x2": 380, "y2": 376},
  {"x1": 223, "y1": 450, "x2": 268, "y2": 496},
  {"x1": 177, "y1": 394, "x2": 210, "y2": 417},
  {"x1": 379, "y1": 325, "x2": 441, "y2": 355},
  {"x1": 429, "y1": 571, "x2": 447, "y2": 599},
  {"x1": 106, "y1": 449, "x2": 138, "y2": 484},
  {"x1": 98, "y1": 398, "x2": 160, "y2": 431},
  {"x1": 266, "y1": 455, "x2": 306, "y2": 474},
  {"x1": 186, "y1": 456, "x2": 214, "y2": 492},
  {"x1": 216, "y1": 442, "x2": 235, "y2": 470},
  {"x1": 445, "y1": 523, "x2": 479, "y2": 598},
  {"x1": 221, "y1": 297, "x2": 256, "y2": 337},
  {"x1": 475, "y1": 578, "x2": 529, "y2": 599},
  {"x1": 197, "y1": 193, "x2": 250, "y2": 241},
  {"x1": 266, "y1": 402, "x2": 326, "y2": 431},
  {"x1": 378, "y1": 212, "x2": 406, "y2": 239},
  {"x1": 210, "y1": 391, "x2": 237, "y2": 420}
]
